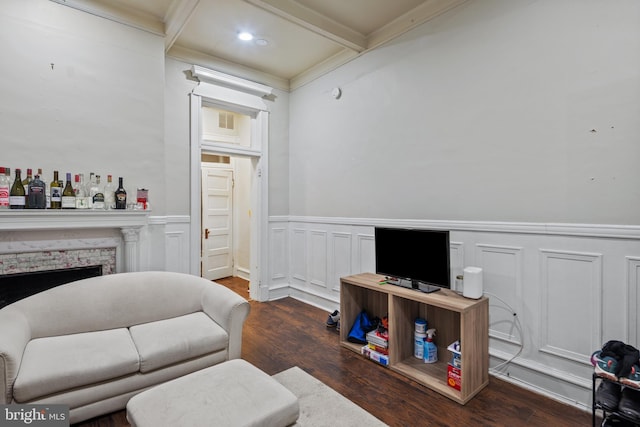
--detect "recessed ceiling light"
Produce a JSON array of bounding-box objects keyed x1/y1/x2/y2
[
  {"x1": 238, "y1": 32, "x2": 254, "y2": 41},
  {"x1": 255, "y1": 39, "x2": 269, "y2": 46}
]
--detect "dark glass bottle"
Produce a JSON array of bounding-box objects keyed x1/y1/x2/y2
[
  {"x1": 28, "y1": 174, "x2": 46, "y2": 209},
  {"x1": 22, "y1": 168, "x2": 32, "y2": 208},
  {"x1": 115, "y1": 177, "x2": 127, "y2": 209},
  {"x1": 50, "y1": 170, "x2": 62, "y2": 209}
]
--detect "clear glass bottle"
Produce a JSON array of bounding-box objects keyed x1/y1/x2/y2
[
  {"x1": 0, "y1": 167, "x2": 10, "y2": 209},
  {"x1": 104, "y1": 174, "x2": 116, "y2": 210},
  {"x1": 74, "y1": 174, "x2": 87, "y2": 209},
  {"x1": 9, "y1": 168, "x2": 25, "y2": 209},
  {"x1": 61, "y1": 172, "x2": 76, "y2": 209},
  {"x1": 91, "y1": 174, "x2": 105, "y2": 210}
]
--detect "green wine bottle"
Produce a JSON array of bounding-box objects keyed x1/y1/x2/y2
[
  {"x1": 61, "y1": 172, "x2": 76, "y2": 209},
  {"x1": 9, "y1": 168, "x2": 25, "y2": 209}
]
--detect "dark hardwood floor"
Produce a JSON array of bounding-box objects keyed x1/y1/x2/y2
[{"x1": 76, "y1": 276, "x2": 594, "y2": 427}]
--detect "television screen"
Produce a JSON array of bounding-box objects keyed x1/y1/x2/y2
[{"x1": 375, "y1": 227, "x2": 450, "y2": 292}]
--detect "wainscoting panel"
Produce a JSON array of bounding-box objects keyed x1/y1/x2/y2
[
  {"x1": 628, "y1": 256, "x2": 640, "y2": 347},
  {"x1": 449, "y1": 241, "x2": 464, "y2": 292},
  {"x1": 269, "y1": 217, "x2": 640, "y2": 410},
  {"x1": 161, "y1": 216, "x2": 191, "y2": 274},
  {"x1": 477, "y1": 244, "x2": 523, "y2": 346},
  {"x1": 356, "y1": 233, "x2": 375, "y2": 274},
  {"x1": 539, "y1": 249, "x2": 602, "y2": 364},
  {"x1": 291, "y1": 228, "x2": 307, "y2": 284},
  {"x1": 270, "y1": 226, "x2": 287, "y2": 280},
  {"x1": 330, "y1": 232, "x2": 352, "y2": 293},
  {"x1": 309, "y1": 230, "x2": 328, "y2": 288}
]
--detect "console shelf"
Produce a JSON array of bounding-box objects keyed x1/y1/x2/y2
[{"x1": 340, "y1": 272, "x2": 489, "y2": 404}]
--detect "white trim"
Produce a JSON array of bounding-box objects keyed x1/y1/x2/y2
[
  {"x1": 189, "y1": 67, "x2": 272, "y2": 301},
  {"x1": 0, "y1": 210, "x2": 148, "y2": 231},
  {"x1": 201, "y1": 141, "x2": 262, "y2": 158},
  {"x1": 283, "y1": 216, "x2": 640, "y2": 239},
  {"x1": 191, "y1": 65, "x2": 273, "y2": 98}
]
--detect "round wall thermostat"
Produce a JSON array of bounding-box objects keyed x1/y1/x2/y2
[{"x1": 331, "y1": 87, "x2": 342, "y2": 99}]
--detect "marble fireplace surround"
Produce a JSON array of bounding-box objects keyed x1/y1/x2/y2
[{"x1": 0, "y1": 210, "x2": 149, "y2": 275}]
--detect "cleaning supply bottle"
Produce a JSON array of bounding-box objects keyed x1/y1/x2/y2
[{"x1": 423, "y1": 329, "x2": 438, "y2": 364}]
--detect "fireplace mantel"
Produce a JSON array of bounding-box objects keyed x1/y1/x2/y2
[
  {"x1": 0, "y1": 210, "x2": 150, "y2": 272},
  {"x1": 0, "y1": 210, "x2": 149, "y2": 231}
]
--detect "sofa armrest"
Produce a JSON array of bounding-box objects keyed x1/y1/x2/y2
[
  {"x1": 0, "y1": 307, "x2": 31, "y2": 404},
  {"x1": 200, "y1": 283, "x2": 250, "y2": 360}
]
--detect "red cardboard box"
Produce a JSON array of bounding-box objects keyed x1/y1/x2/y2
[{"x1": 447, "y1": 363, "x2": 461, "y2": 391}]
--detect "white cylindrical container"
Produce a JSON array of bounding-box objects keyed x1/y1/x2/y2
[
  {"x1": 415, "y1": 318, "x2": 426, "y2": 334},
  {"x1": 463, "y1": 266, "x2": 483, "y2": 299},
  {"x1": 414, "y1": 332, "x2": 426, "y2": 359}
]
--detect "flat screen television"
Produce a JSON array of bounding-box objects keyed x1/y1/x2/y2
[{"x1": 375, "y1": 227, "x2": 450, "y2": 293}]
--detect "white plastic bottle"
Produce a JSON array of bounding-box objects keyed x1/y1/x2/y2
[
  {"x1": 423, "y1": 329, "x2": 438, "y2": 363},
  {"x1": 414, "y1": 331, "x2": 426, "y2": 359}
]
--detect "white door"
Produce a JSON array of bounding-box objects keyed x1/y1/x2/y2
[{"x1": 201, "y1": 167, "x2": 233, "y2": 280}]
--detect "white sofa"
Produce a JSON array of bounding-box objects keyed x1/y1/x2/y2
[{"x1": 0, "y1": 271, "x2": 250, "y2": 424}]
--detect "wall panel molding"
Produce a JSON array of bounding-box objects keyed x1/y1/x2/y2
[
  {"x1": 627, "y1": 256, "x2": 640, "y2": 347},
  {"x1": 267, "y1": 216, "x2": 640, "y2": 409},
  {"x1": 309, "y1": 230, "x2": 328, "y2": 288},
  {"x1": 477, "y1": 244, "x2": 523, "y2": 346},
  {"x1": 539, "y1": 249, "x2": 602, "y2": 364},
  {"x1": 270, "y1": 227, "x2": 287, "y2": 280}
]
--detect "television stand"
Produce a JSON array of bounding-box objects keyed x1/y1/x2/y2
[{"x1": 340, "y1": 272, "x2": 489, "y2": 404}]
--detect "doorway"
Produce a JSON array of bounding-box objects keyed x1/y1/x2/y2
[
  {"x1": 201, "y1": 155, "x2": 252, "y2": 283},
  {"x1": 189, "y1": 74, "x2": 270, "y2": 302}
]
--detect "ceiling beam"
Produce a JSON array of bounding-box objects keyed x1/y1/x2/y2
[
  {"x1": 243, "y1": 0, "x2": 367, "y2": 52},
  {"x1": 368, "y1": 0, "x2": 469, "y2": 50},
  {"x1": 49, "y1": 0, "x2": 165, "y2": 36},
  {"x1": 164, "y1": 0, "x2": 201, "y2": 52}
]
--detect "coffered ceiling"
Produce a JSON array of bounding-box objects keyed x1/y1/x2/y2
[{"x1": 51, "y1": 0, "x2": 467, "y2": 90}]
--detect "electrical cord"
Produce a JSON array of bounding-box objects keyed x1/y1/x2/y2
[{"x1": 483, "y1": 291, "x2": 525, "y2": 372}]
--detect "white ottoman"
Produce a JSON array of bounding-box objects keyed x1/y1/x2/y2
[{"x1": 126, "y1": 359, "x2": 299, "y2": 427}]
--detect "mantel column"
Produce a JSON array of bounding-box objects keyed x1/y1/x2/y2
[{"x1": 121, "y1": 227, "x2": 141, "y2": 272}]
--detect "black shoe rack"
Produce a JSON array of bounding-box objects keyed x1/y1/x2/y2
[{"x1": 593, "y1": 373, "x2": 640, "y2": 427}]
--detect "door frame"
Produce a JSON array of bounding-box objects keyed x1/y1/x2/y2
[{"x1": 189, "y1": 71, "x2": 271, "y2": 302}]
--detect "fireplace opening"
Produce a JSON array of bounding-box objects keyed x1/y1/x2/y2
[{"x1": 0, "y1": 265, "x2": 102, "y2": 309}]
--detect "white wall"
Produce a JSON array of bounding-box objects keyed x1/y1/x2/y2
[
  {"x1": 288, "y1": 0, "x2": 640, "y2": 224},
  {"x1": 0, "y1": 0, "x2": 165, "y2": 214},
  {"x1": 278, "y1": 0, "x2": 640, "y2": 411}
]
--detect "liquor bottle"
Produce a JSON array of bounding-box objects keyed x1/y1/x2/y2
[
  {"x1": 28, "y1": 174, "x2": 46, "y2": 209},
  {"x1": 50, "y1": 170, "x2": 62, "y2": 209},
  {"x1": 87, "y1": 172, "x2": 96, "y2": 209},
  {"x1": 104, "y1": 174, "x2": 116, "y2": 210},
  {"x1": 9, "y1": 168, "x2": 26, "y2": 209},
  {"x1": 0, "y1": 167, "x2": 9, "y2": 209},
  {"x1": 38, "y1": 168, "x2": 50, "y2": 208},
  {"x1": 91, "y1": 174, "x2": 105, "y2": 210},
  {"x1": 74, "y1": 174, "x2": 87, "y2": 209},
  {"x1": 22, "y1": 168, "x2": 32, "y2": 208},
  {"x1": 61, "y1": 173, "x2": 76, "y2": 209},
  {"x1": 115, "y1": 177, "x2": 127, "y2": 209}
]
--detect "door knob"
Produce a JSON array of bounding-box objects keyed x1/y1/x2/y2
[{"x1": 205, "y1": 228, "x2": 210, "y2": 239}]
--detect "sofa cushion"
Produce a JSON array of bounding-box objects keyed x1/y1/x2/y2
[
  {"x1": 13, "y1": 328, "x2": 139, "y2": 402},
  {"x1": 129, "y1": 312, "x2": 228, "y2": 373}
]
